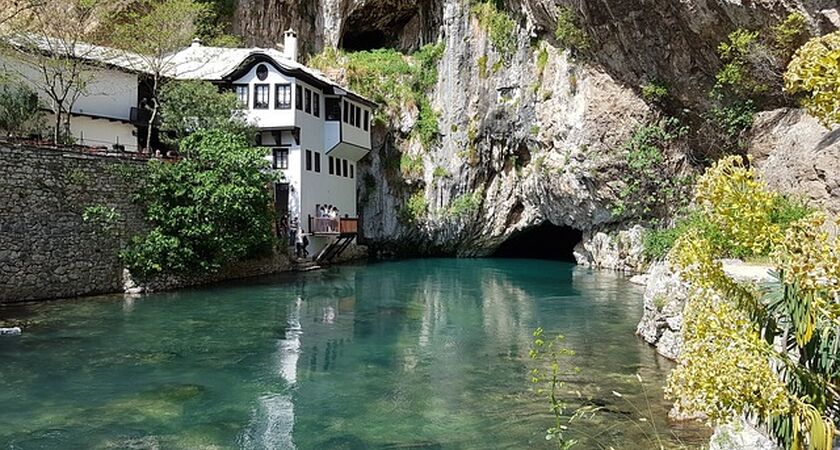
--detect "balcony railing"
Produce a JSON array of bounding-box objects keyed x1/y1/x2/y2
[{"x1": 308, "y1": 216, "x2": 358, "y2": 235}]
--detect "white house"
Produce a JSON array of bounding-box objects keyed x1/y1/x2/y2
[
  {"x1": 1, "y1": 31, "x2": 375, "y2": 260},
  {"x1": 0, "y1": 36, "x2": 146, "y2": 151}
]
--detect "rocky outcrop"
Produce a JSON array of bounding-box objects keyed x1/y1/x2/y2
[
  {"x1": 574, "y1": 225, "x2": 647, "y2": 272},
  {"x1": 749, "y1": 108, "x2": 840, "y2": 215},
  {"x1": 710, "y1": 419, "x2": 780, "y2": 450},
  {"x1": 233, "y1": 1, "x2": 838, "y2": 259},
  {"x1": 636, "y1": 262, "x2": 689, "y2": 359}
]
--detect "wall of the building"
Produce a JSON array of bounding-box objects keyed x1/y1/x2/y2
[
  {"x1": 234, "y1": 63, "x2": 296, "y2": 128},
  {"x1": 44, "y1": 113, "x2": 139, "y2": 152}
]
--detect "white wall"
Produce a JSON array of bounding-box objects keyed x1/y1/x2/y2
[
  {"x1": 44, "y1": 113, "x2": 139, "y2": 151},
  {"x1": 1, "y1": 55, "x2": 138, "y2": 121},
  {"x1": 340, "y1": 99, "x2": 371, "y2": 150},
  {"x1": 233, "y1": 63, "x2": 296, "y2": 129}
]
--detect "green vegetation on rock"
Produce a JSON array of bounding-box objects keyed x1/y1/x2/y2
[
  {"x1": 554, "y1": 6, "x2": 589, "y2": 53},
  {"x1": 471, "y1": 0, "x2": 517, "y2": 62},
  {"x1": 784, "y1": 31, "x2": 840, "y2": 127}
]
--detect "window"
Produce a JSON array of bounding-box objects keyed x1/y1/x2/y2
[
  {"x1": 342, "y1": 159, "x2": 348, "y2": 177},
  {"x1": 357, "y1": 106, "x2": 363, "y2": 127},
  {"x1": 275, "y1": 84, "x2": 292, "y2": 109},
  {"x1": 304, "y1": 89, "x2": 312, "y2": 114},
  {"x1": 325, "y1": 98, "x2": 341, "y2": 121},
  {"x1": 305, "y1": 149, "x2": 312, "y2": 171},
  {"x1": 328, "y1": 156, "x2": 334, "y2": 175},
  {"x1": 235, "y1": 85, "x2": 249, "y2": 107},
  {"x1": 313, "y1": 92, "x2": 320, "y2": 117},
  {"x1": 253, "y1": 84, "x2": 269, "y2": 109},
  {"x1": 273, "y1": 148, "x2": 289, "y2": 169},
  {"x1": 343, "y1": 101, "x2": 349, "y2": 123},
  {"x1": 350, "y1": 164, "x2": 354, "y2": 179},
  {"x1": 296, "y1": 85, "x2": 302, "y2": 110},
  {"x1": 314, "y1": 152, "x2": 321, "y2": 172},
  {"x1": 256, "y1": 64, "x2": 269, "y2": 81},
  {"x1": 363, "y1": 110, "x2": 369, "y2": 131}
]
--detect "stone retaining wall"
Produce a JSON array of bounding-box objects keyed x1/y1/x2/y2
[
  {"x1": 0, "y1": 143, "x2": 149, "y2": 303},
  {"x1": 0, "y1": 143, "x2": 298, "y2": 303}
]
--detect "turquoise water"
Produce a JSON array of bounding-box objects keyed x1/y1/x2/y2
[{"x1": 0, "y1": 259, "x2": 707, "y2": 449}]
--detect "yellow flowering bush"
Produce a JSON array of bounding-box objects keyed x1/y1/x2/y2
[
  {"x1": 666, "y1": 157, "x2": 838, "y2": 449},
  {"x1": 784, "y1": 31, "x2": 840, "y2": 127}
]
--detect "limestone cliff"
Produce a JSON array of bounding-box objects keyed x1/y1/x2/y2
[{"x1": 233, "y1": 0, "x2": 839, "y2": 263}]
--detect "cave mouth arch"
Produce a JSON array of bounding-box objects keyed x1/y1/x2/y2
[{"x1": 492, "y1": 222, "x2": 582, "y2": 262}]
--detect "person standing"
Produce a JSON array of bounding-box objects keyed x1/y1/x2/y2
[{"x1": 295, "y1": 226, "x2": 304, "y2": 257}]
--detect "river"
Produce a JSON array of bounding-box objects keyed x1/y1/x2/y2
[{"x1": 0, "y1": 258, "x2": 707, "y2": 449}]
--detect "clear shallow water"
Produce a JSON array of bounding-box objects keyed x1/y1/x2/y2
[{"x1": 0, "y1": 259, "x2": 707, "y2": 449}]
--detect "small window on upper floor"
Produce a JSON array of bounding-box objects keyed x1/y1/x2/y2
[
  {"x1": 363, "y1": 110, "x2": 369, "y2": 131},
  {"x1": 256, "y1": 64, "x2": 269, "y2": 81},
  {"x1": 275, "y1": 84, "x2": 292, "y2": 109},
  {"x1": 343, "y1": 101, "x2": 350, "y2": 123},
  {"x1": 313, "y1": 92, "x2": 320, "y2": 117},
  {"x1": 273, "y1": 148, "x2": 289, "y2": 170},
  {"x1": 350, "y1": 164, "x2": 355, "y2": 179},
  {"x1": 304, "y1": 89, "x2": 312, "y2": 114},
  {"x1": 355, "y1": 105, "x2": 361, "y2": 127},
  {"x1": 305, "y1": 149, "x2": 312, "y2": 171},
  {"x1": 235, "y1": 85, "x2": 249, "y2": 108},
  {"x1": 296, "y1": 85, "x2": 302, "y2": 110},
  {"x1": 326, "y1": 98, "x2": 340, "y2": 121},
  {"x1": 314, "y1": 152, "x2": 321, "y2": 173},
  {"x1": 254, "y1": 84, "x2": 269, "y2": 109},
  {"x1": 328, "y1": 156, "x2": 334, "y2": 175},
  {"x1": 342, "y1": 159, "x2": 348, "y2": 177}
]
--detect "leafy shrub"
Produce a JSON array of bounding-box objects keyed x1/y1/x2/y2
[
  {"x1": 398, "y1": 191, "x2": 428, "y2": 224},
  {"x1": 447, "y1": 188, "x2": 483, "y2": 219},
  {"x1": 399, "y1": 153, "x2": 424, "y2": 179},
  {"x1": 82, "y1": 204, "x2": 122, "y2": 232},
  {"x1": 554, "y1": 6, "x2": 589, "y2": 52},
  {"x1": 535, "y1": 46, "x2": 549, "y2": 78},
  {"x1": 0, "y1": 80, "x2": 42, "y2": 137},
  {"x1": 471, "y1": 1, "x2": 518, "y2": 61},
  {"x1": 432, "y1": 166, "x2": 449, "y2": 179},
  {"x1": 121, "y1": 129, "x2": 277, "y2": 278},
  {"x1": 666, "y1": 156, "x2": 837, "y2": 450},
  {"x1": 612, "y1": 117, "x2": 691, "y2": 221},
  {"x1": 715, "y1": 29, "x2": 776, "y2": 97},
  {"x1": 159, "y1": 80, "x2": 249, "y2": 145},
  {"x1": 771, "y1": 12, "x2": 810, "y2": 61},
  {"x1": 414, "y1": 98, "x2": 439, "y2": 149},
  {"x1": 784, "y1": 31, "x2": 840, "y2": 127},
  {"x1": 640, "y1": 82, "x2": 668, "y2": 104}
]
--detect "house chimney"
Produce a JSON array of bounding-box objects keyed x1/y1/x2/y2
[
  {"x1": 191, "y1": 37, "x2": 202, "y2": 48},
  {"x1": 283, "y1": 29, "x2": 298, "y2": 62}
]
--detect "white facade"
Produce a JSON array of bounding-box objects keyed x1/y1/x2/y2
[{"x1": 0, "y1": 54, "x2": 140, "y2": 151}]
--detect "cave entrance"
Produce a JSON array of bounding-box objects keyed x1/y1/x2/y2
[
  {"x1": 492, "y1": 222, "x2": 582, "y2": 261},
  {"x1": 337, "y1": 1, "x2": 424, "y2": 52},
  {"x1": 341, "y1": 30, "x2": 389, "y2": 52}
]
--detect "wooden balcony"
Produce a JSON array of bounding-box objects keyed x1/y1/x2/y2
[{"x1": 309, "y1": 216, "x2": 358, "y2": 236}]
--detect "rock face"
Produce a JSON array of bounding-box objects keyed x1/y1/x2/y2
[
  {"x1": 710, "y1": 419, "x2": 780, "y2": 450},
  {"x1": 636, "y1": 262, "x2": 689, "y2": 360},
  {"x1": 749, "y1": 108, "x2": 840, "y2": 215},
  {"x1": 233, "y1": 0, "x2": 838, "y2": 260},
  {"x1": 574, "y1": 225, "x2": 647, "y2": 272}
]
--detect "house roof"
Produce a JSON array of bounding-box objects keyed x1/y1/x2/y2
[
  {"x1": 162, "y1": 44, "x2": 376, "y2": 107},
  {"x1": 4, "y1": 34, "x2": 376, "y2": 108},
  {"x1": 4, "y1": 33, "x2": 148, "y2": 74}
]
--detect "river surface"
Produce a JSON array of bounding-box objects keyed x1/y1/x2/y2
[{"x1": 0, "y1": 259, "x2": 707, "y2": 449}]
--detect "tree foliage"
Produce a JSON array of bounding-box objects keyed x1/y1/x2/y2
[
  {"x1": 158, "y1": 79, "x2": 249, "y2": 146},
  {"x1": 121, "y1": 129, "x2": 277, "y2": 277},
  {"x1": 0, "y1": 77, "x2": 42, "y2": 137},
  {"x1": 784, "y1": 31, "x2": 840, "y2": 127},
  {"x1": 665, "y1": 156, "x2": 838, "y2": 450}
]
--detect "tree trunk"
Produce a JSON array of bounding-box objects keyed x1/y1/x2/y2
[
  {"x1": 145, "y1": 76, "x2": 159, "y2": 153},
  {"x1": 53, "y1": 109, "x2": 62, "y2": 145}
]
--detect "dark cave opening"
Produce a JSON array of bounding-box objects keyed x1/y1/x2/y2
[
  {"x1": 492, "y1": 222, "x2": 583, "y2": 262},
  {"x1": 340, "y1": 29, "x2": 389, "y2": 52}
]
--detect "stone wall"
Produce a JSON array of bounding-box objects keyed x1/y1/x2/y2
[
  {"x1": 0, "y1": 143, "x2": 149, "y2": 303},
  {"x1": 0, "y1": 143, "x2": 297, "y2": 304}
]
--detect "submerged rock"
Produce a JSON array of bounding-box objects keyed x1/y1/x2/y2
[{"x1": 0, "y1": 327, "x2": 22, "y2": 336}]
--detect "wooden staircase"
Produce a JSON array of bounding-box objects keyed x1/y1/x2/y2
[{"x1": 315, "y1": 234, "x2": 356, "y2": 263}]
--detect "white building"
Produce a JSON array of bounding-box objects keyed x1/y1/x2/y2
[
  {"x1": 164, "y1": 30, "x2": 375, "y2": 258},
  {"x1": 0, "y1": 36, "x2": 146, "y2": 151},
  {"x1": 1, "y1": 31, "x2": 375, "y2": 259}
]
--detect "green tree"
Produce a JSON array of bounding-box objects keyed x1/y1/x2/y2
[
  {"x1": 784, "y1": 31, "x2": 840, "y2": 127},
  {"x1": 121, "y1": 128, "x2": 277, "y2": 277},
  {"x1": 0, "y1": 77, "x2": 42, "y2": 137},
  {"x1": 110, "y1": 0, "x2": 209, "y2": 151},
  {"x1": 158, "y1": 79, "x2": 250, "y2": 147}
]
